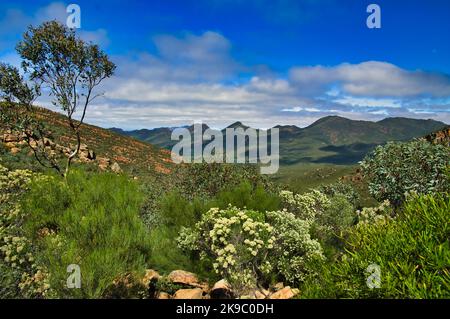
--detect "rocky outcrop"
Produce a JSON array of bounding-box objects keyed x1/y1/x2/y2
[
  {"x1": 167, "y1": 270, "x2": 199, "y2": 286},
  {"x1": 143, "y1": 269, "x2": 298, "y2": 300},
  {"x1": 173, "y1": 288, "x2": 203, "y2": 299},
  {"x1": 209, "y1": 279, "x2": 234, "y2": 299},
  {"x1": 425, "y1": 127, "x2": 450, "y2": 147},
  {"x1": 269, "y1": 286, "x2": 299, "y2": 299},
  {"x1": 1, "y1": 132, "x2": 124, "y2": 174}
]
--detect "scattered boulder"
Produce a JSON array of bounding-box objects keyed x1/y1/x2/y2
[
  {"x1": 2, "y1": 133, "x2": 19, "y2": 143},
  {"x1": 4, "y1": 142, "x2": 16, "y2": 149},
  {"x1": 10, "y1": 147, "x2": 21, "y2": 154},
  {"x1": 43, "y1": 137, "x2": 55, "y2": 148},
  {"x1": 167, "y1": 270, "x2": 199, "y2": 286},
  {"x1": 142, "y1": 269, "x2": 161, "y2": 287},
  {"x1": 97, "y1": 157, "x2": 111, "y2": 170},
  {"x1": 269, "y1": 286, "x2": 299, "y2": 299},
  {"x1": 273, "y1": 282, "x2": 284, "y2": 291},
  {"x1": 111, "y1": 162, "x2": 122, "y2": 173},
  {"x1": 158, "y1": 292, "x2": 170, "y2": 299},
  {"x1": 87, "y1": 150, "x2": 96, "y2": 160},
  {"x1": 210, "y1": 279, "x2": 234, "y2": 299},
  {"x1": 173, "y1": 288, "x2": 203, "y2": 299}
]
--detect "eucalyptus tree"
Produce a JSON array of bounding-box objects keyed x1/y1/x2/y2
[{"x1": 0, "y1": 21, "x2": 115, "y2": 177}]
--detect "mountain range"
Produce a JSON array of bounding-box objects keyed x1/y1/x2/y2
[{"x1": 110, "y1": 116, "x2": 448, "y2": 165}]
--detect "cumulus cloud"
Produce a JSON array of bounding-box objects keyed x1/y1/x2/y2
[
  {"x1": 290, "y1": 61, "x2": 450, "y2": 97},
  {"x1": 97, "y1": 46, "x2": 450, "y2": 128},
  {"x1": 1, "y1": 2, "x2": 449, "y2": 129}
]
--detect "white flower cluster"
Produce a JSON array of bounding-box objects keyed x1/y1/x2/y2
[
  {"x1": 177, "y1": 206, "x2": 275, "y2": 292},
  {"x1": 357, "y1": 199, "x2": 392, "y2": 226},
  {"x1": 280, "y1": 189, "x2": 330, "y2": 222},
  {"x1": 266, "y1": 209, "x2": 324, "y2": 284},
  {"x1": 0, "y1": 164, "x2": 51, "y2": 297}
]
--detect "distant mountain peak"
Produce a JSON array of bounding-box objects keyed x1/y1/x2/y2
[{"x1": 226, "y1": 121, "x2": 249, "y2": 129}]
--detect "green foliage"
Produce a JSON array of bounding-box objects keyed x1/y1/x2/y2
[
  {"x1": 356, "y1": 199, "x2": 393, "y2": 226},
  {"x1": 177, "y1": 206, "x2": 274, "y2": 294},
  {"x1": 301, "y1": 193, "x2": 450, "y2": 298},
  {"x1": 361, "y1": 140, "x2": 450, "y2": 206},
  {"x1": 265, "y1": 210, "x2": 324, "y2": 285},
  {"x1": 145, "y1": 181, "x2": 280, "y2": 277},
  {"x1": 210, "y1": 182, "x2": 280, "y2": 212},
  {"x1": 21, "y1": 170, "x2": 151, "y2": 298},
  {"x1": 280, "y1": 189, "x2": 330, "y2": 221},
  {"x1": 172, "y1": 163, "x2": 276, "y2": 201},
  {"x1": 319, "y1": 182, "x2": 359, "y2": 208},
  {"x1": 0, "y1": 163, "x2": 48, "y2": 298},
  {"x1": 177, "y1": 196, "x2": 325, "y2": 290}
]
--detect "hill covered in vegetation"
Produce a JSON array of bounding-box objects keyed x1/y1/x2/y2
[
  {"x1": 1, "y1": 105, "x2": 173, "y2": 176},
  {"x1": 111, "y1": 116, "x2": 447, "y2": 165}
]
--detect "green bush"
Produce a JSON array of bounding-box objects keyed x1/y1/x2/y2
[
  {"x1": 177, "y1": 206, "x2": 275, "y2": 294},
  {"x1": 172, "y1": 163, "x2": 277, "y2": 201},
  {"x1": 22, "y1": 170, "x2": 152, "y2": 298},
  {"x1": 146, "y1": 182, "x2": 280, "y2": 277},
  {"x1": 314, "y1": 194, "x2": 356, "y2": 254},
  {"x1": 301, "y1": 193, "x2": 450, "y2": 298},
  {"x1": 319, "y1": 182, "x2": 360, "y2": 208},
  {"x1": 0, "y1": 163, "x2": 42, "y2": 298},
  {"x1": 265, "y1": 210, "x2": 324, "y2": 285},
  {"x1": 361, "y1": 140, "x2": 450, "y2": 206}
]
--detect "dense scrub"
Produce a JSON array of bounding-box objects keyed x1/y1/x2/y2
[
  {"x1": 1, "y1": 136, "x2": 449, "y2": 299},
  {"x1": 301, "y1": 193, "x2": 450, "y2": 298},
  {"x1": 361, "y1": 140, "x2": 449, "y2": 206},
  {"x1": 1, "y1": 165, "x2": 152, "y2": 298}
]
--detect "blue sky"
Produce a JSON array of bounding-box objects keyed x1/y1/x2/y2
[{"x1": 1, "y1": 0, "x2": 449, "y2": 129}]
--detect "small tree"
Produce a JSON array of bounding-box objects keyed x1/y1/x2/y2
[
  {"x1": 360, "y1": 140, "x2": 450, "y2": 206},
  {"x1": 0, "y1": 21, "x2": 115, "y2": 177}
]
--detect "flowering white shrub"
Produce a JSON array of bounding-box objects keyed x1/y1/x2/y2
[
  {"x1": 266, "y1": 210, "x2": 324, "y2": 284},
  {"x1": 280, "y1": 189, "x2": 330, "y2": 222},
  {"x1": 178, "y1": 203, "x2": 325, "y2": 290},
  {"x1": 357, "y1": 199, "x2": 393, "y2": 226},
  {"x1": 0, "y1": 163, "x2": 51, "y2": 298},
  {"x1": 177, "y1": 206, "x2": 275, "y2": 293}
]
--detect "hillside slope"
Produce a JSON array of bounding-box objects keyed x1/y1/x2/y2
[
  {"x1": 111, "y1": 116, "x2": 447, "y2": 165},
  {"x1": 1, "y1": 106, "x2": 173, "y2": 175}
]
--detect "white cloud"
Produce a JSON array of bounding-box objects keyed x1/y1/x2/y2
[
  {"x1": 290, "y1": 61, "x2": 450, "y2": 97},
  {"x1": 1, "y1": 3, "x2": 449, "y2": 128},
  {"x1": 333, "y1": 96, "x2": 401, "y2": 108}
]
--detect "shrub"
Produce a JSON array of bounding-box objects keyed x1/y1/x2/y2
[
  {"x1": 361, "y1": 140, "x2": 450, "y2": 206},
  {"x1": 265, "y1": 210, "x2": 324, "y2": 285},
  {"x1": 319, "y1": 182, "x2": 359, "y2": 208},
  {"x1": 172, "y1": 163, "x2": 276, "y2": 201},
  {"x1": 146, "y1": 181, "x2": 280, "y2": 276},
  {"x1": 178, "y1": 203, "x2": 325, "y2": 291},
  {"x1": 177, "y1": 206, "x2": 275, "y2": 293},
  {"x1": 313, "y1": 194, "x2": 356, "y2": 254},
  {"x1": 356, "y1": 199, "x2": 393, "y2": 226},
  {"x1": 280, "y1": 189, "x2": 330, "y2": 221},
  {"x1": 21, "y1": 170, "x2": 152, "y2": 298},
  {"x1": 301, "y1": 193, "x2": 450, "y2": 298}
]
